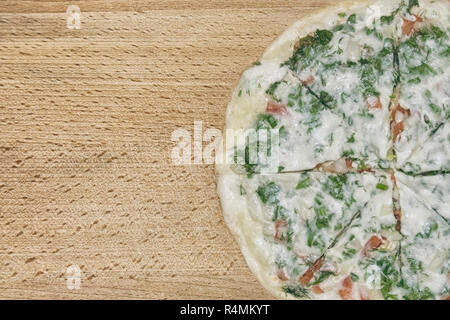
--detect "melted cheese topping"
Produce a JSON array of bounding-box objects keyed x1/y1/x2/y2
[{"x1": 217, "y1": 0, "x2": 450, "y2": 300}]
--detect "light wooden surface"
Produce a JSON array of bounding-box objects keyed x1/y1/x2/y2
[{"x1": 0, "y1": 0, "x2": 336, "y2": 299}]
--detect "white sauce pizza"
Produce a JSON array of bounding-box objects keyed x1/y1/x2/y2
[{"x1": 216, "y1": 0, "x2": 449, "y2": 300}]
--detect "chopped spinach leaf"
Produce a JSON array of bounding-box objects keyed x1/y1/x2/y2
[
  {"x1": 376, "y1": 183, "x2": 389, "y2": 191},
  {"x1": 407, "y1": 0, "x2": 419, "y2": 13},
  {"x1": 266, "y1": 81, "x2": 282, "y2": 101},
  {"x1": 283, "y1": 29, "x2": 333, "y2": 70},
  {"x1": 283, "y1": 285, "x2": 310, "y2": 298},
  {"x1": 347, "y1": 14, "x2": 357, "y2": 24},
  {"x1": 323, "y1": 175, "x2": 348, "y2": 201},
  {"x1": 256, "y1": 114, "x2": 278, "y2": 130},
  {"x1": 350, "y1": 272, "x2": 360, "y2": 282},
  {"x1": 257, "y1": 182, "x2": 280, "y2": 205},
  {"x1": 296, "y1": 175, "x2": 311, "y2": 190},
  {"x1": 310, "y1": 271, "x2": 335, "y2": 286}
]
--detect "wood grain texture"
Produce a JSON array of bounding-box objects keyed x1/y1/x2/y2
[{"x1": 0, "y1": 0, "x2": 337, "y2": 299}]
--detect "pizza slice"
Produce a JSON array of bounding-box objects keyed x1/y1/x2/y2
[
  {"x1": 308, "y1": 171, "x2": 450, "y2": 300},
  {"x1": 300, "y1": 173, "x2": 401, "y2": 300},
  {"x1": 224, "y1": 0, "x2": 404, "y2": 174},
  {"x1": 395, "y1": 177, "x2": 450, "y2": 300},
  {"x1": 217, "y1": 168, "x2": 395, "y2": 299},
  {"x1": 394, "y1": 0, "x2": 450, "y2": 172}
]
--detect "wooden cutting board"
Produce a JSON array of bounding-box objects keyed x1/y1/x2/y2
[{"x1": 0, "y1": 0, "x2": 336, "y2": 299}]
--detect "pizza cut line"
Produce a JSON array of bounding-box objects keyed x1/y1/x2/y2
[{"x1": 216, "y1": 0, "x2": 450, "y2": 300}]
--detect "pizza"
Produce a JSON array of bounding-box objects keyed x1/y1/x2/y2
[{"x1": 216, "y1": 0, "x2": 449, "y2": 300}]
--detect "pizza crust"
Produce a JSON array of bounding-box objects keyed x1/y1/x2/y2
[
  {"x1": 261, "y1": 0, "x2": 399, "y2": 63},
  {"x1": 217, "y1": 169, "x2": 289, "y2": 299}
]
